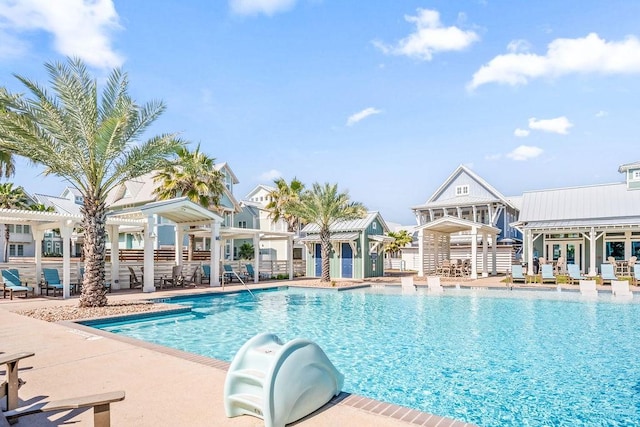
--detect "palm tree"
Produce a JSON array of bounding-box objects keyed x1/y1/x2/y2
[
  {"x1": 29, "y1": 203, "x2": 55, "y2": 212},
  {"x1": 385, "y1": 230, "x2": 413, "y2": 258},
  {"x1": 265, "y1": 177, "x2": 305, "y2": 233},
  {"x1": 0, "y1": 151, "x2": 15, "y2": 178},
  {"x1": 0, "y1": 183, "x2": 28, "y2": 262},
  {"x1": 0, "y1": 57, "x2": 183, "y2": 307},
  {"x1": 153, "y1": 144, "x2": 225, "y2": 260},
  {"x1": 287, "y1": 183, "x2": 366, "y2": 282}
]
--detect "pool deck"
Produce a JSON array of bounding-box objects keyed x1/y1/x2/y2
[{"x1": 2, "y1": 276, "x2": 635, "y2": 426}]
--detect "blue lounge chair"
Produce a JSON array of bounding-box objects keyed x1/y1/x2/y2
[
  {"x1": 633, "y1": 263, "x2": 640, "y2": 286},
  {"x1": 1, "y1": 269, "x2": 34, "y2": 300},
  {"x1": 567, "y1": 264, "x2": 587, "y2": 285},
  {"x1": 245, "y1": 264, "x2": 269, "y2": 281},
  {"x1": 201, "y1": 264, "x2": 211, "y2": 284},
  {"x1": 41, "y1": 268, "x2": 64, "y2": 297},
  {"x1": 223, "y1": 264, "x2": 246, "y2": 283},
  {"x1": 600, "y1": 263, "x2": 618, "y2": 285},
  {"x1": 540, "y1": 264, "x2": 557, "y2": 284},
  {"x1": 510, "y1": 264, "x2": 527, "y2": 284}
]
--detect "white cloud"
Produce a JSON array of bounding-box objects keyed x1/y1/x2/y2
[
  {"x1": 595, "y1": 110, "x2": 608, "y2": 118},
  {"x1": 373, "y1": 8, "x2": 479, "y2": 61},
  {"x1": 346, "y1": 107, "x2": 382, "y2": 126},
  {"x1": 507, "y1": 39, "x2": 531, "y2": 53},
  {"x1": 507, "y1": 145, "x2": 543, "y2": 161},
  {"x1": 484, "y1": 153, "x2": 501, "y2": 161},
  {"x1": 0, "y1": 0, "x2": 123, "y2": 68},
  {"x1": 514, "y1": 128, "x2": 530, "y2": 137},
  {"x1": 528, "y1": 116, "x2": 573, "y2": 134},
  {"x1": 229, "y1": 0, "x2": 296, "y2": 16},
  {"x1": 469, "y1": 33, "x2": 640, "y2": 89},
  {"x1": 258, "y1": 169, "x2": 282, "y2": 181}
]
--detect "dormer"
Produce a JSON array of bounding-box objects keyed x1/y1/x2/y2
[{"x1": 618, "y1": 161, "x2": 640, "y2": 190}]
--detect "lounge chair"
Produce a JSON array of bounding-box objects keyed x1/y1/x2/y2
[
  {"x1": 567, "y1": 264, "x2": 587, "y2": 285},
  {"x1": 600, "y1": 263, "x2": 618, "y2": 285},
  {"x1": 40, "y1": 268, "x2": 64, "y2": 297},
  {"x1": 201, "y1": 264, "x2": 211, "y2": 285},
  {"x1": 245, "y1": 264, "x2": 269, "y2": 281},
  {"x1": 160, "y1": 265, "x2": 184, "y2": 289},
  {"x1": 611, "y1": 280, "x2": 633, "y2": 299},
  {"x1": 633, "y1": 263, "x2": 640, "y2": 286},
  {"x1": 510, "y1": 264, "x2": 528, "y2": 284},
  {"x1": 426, "y1": 276, "x2": 443, "y2": 293},
  {"x1": 223, "y1": 264, "x2": 246, "y2": 283},
  {"x1": 127, "y1": 266, "x2": 143, "y2": 289},
  {"x1": 77, "y1": 267, "x2": 111, "y2": 294},
  {"x1": 1, "y1": 269, "x2": 34, "y2": 300},
  {"x1": 579, "y1": 280, "x2": 598, "y2": 298},
  {"x1": 540, "y1": 264, "x2": 556, "y2": 284}
]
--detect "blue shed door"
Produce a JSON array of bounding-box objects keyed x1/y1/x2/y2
[
  {"x1": 341, "y1": 243, "x2": 353, "y2": 278},
  {"x1": 315, "y1": 244, "x2": 322, "y2": 277}
]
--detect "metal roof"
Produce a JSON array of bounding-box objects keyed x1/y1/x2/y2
[
  {"x1": 517, "y1": 216, "x2": 640, "y2": 231},
  {"x1": 415, "y1": 216, "x2": 500, "y2": 235},
  {"x1": 302, "y1": 212, "x2": 389, "y2": 233},
  {"x1": 518, "y1": 182, "x2": 640, "y2": 222},
  {"x1": 297, "y1": 232, "x2": 359, "y2": 243}
]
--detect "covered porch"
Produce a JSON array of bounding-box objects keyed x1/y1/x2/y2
[{"x1": 416, "y1": 216, "x2": 500, "y2": 279}]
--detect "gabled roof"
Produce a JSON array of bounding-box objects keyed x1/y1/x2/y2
[
  {"x1": 412, "y1": 164, "x2": 518, "y2": 211},
  {"x1": 244, "y1": 184, "x2": 276, "y2": 200},
  {"x1": 302, "y1": 211, "x2": 390, "y2": 234},
  {"x1": 415, "y1": 215, "x2": 500, "y2": 235},
  {"x1": 31, "y1": 193, "x2": 81, "y2": 215},
  {"x1": 618, "y1": 161, "x2": 640, "y2": 173},
  {"x1": 108, "y1": 197, "x2": 224, "y2": 226},
  {"x1": 518, "y1": 182, "x2": 640, "y2": 223},
  {"x1": 215, "y1": 162, "x2": 239, "y2": 184}
]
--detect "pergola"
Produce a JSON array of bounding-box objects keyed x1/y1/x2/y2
[{"x1": 415, "y1": 216, "x2": 500, "y2": 279}]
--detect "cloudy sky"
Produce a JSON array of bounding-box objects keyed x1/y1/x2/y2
[{"x1": 1, "y1": 0, "x2": 640, "y2": 224}]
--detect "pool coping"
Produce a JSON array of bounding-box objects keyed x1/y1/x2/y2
[{"x1": 61, "y1": 290, "x2": 477, "y2": 427}]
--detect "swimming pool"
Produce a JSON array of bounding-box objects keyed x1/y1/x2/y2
[{"x1": 88, "y1": 287, "x2": 640, "y2": 426}]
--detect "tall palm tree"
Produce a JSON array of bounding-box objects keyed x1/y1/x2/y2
[
  {"x1": 0, "y1": 183, "x2": 28, "y2": 262},
  {"x1": 0, "y1": 57, "x2": 183, "y2": 307},
  {"x1": 385, "y1": 230, "x2": 413, "y2": 258},
  {"x1": 287, "y1": 183, "x2": 366, "y2": 282},
  {"x1": 0, "y1": 151, "x2": 15, "y2": 178},
  {"x1": 153, "y1": 144, "x2": 225, "y2": 260},
  {"x1": 265, "y1": 177, "x2": 305, "y2": 233}
]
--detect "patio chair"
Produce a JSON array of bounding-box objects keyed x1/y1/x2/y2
[
  {"x1": 161, "y1": 265, "x2": 184, "y2": 289},
  {"x1": 510, "y1": 264, "x2": 528, "y2": 284},
  {"x1": 40, "y1": 268, "x2": 64, "y2": 297},
  {"x1": 427, "y1": 276, "x2": 443, "y2": 293},
  {"x1": 555, "y1": 256, "x2": 566, "y2": 275},
  {"x1": 201, "y1": 264, "x2": 211, "y2": 285},
  {"x1": 127, "y1": 266, "x2": 143, "y2": 289},
  {"x1": 1, "y1": 269, "x2": 34, "y2": 300},
  {"x1": 600, "y1": 263, "x2": 618, "y2": 285},
  {"x1": 567, "y1": 264, "x2": 587, "y2": 285},
  {"x1": 633, "y1": 263, "x2": 640, "y2": 286},
  {"x1": 245, "y1": 264, "x2": 269, "y2": 281},
  {"x1": 540, "y1": 264, "x2": 557, "y2": 284},
  {"x1": 435, "y1": 259, "x2": 451, "y2": 277},
  {"x1": 579, "y1": 280, "x2": 598, "y2": 298},
  {"x1": 611, "y1": 280, "x2": 633, "y2": 299},
  {"x1": 223, "y1": 264, "x2": 246, "y2": 283}
]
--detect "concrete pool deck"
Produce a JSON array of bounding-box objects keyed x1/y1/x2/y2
[{"x1": 2, "y1": 276, "x2": 634, "y2": 426}]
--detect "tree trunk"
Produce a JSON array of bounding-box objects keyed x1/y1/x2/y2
[
  {"x1": 188, "y1": 233, "x2": 195, "y2": 261},
  {"x1": 3, "y1": 224, "x2": 9, "y2": 262},
  {"x1": 320, "y1": 227, "x2": 331, "y2": 282},
  {"x1": 79, "y1": 195, "x2": 108, "y2": 307}
]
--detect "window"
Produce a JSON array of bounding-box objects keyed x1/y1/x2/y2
[
  {"x1": 455, "y1": 185, "x2": 469, "y2": 196},
  {"x1": 372, "y1": 222, "x2": 377, "y2": 230},
  {"x1": 9, "y1": 244, "x2": 24, "y2": 257},
  {"x1": 238, "y1": 221, "x2": 247, "y2": 228}
]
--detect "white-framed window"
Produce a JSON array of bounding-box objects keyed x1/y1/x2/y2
[
  {"x1": 238, "y1": 221, "x2": 247, "y2": 228},
  {"x1": 456, "y1": 185, "x2": 469, "y2": 196},
  {"x1": 633, "y1": 170, "x2": 640, "y2": 180},
  {"x1": 8, "y1": 244, "x2": 23, "y2": 257},
  {"x1": 372, "y1": 222, "x2": 377, "y2": 230},
  {"x1": 8, "y1": 224, "x2": 30, "y2": 234}
]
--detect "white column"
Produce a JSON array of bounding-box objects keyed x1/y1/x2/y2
[
  {"x1": 211, "y1": 221, "x2": 221, "y2": 287},
  {"x1": 417, "y1": 228, "x2": 424, "y2": 277},
  {"x1": 482, "y1": 232, "x2": 489, "y2": 277},
  {"x1": 491, "y1": 233, "x2": 497, "y2": 275},
  {"x1": 60, "y1": 221, "x2": 73, "y2": 299},
  {"x1": 253, "y1": 233, "x2": 260, "y2": 283},
  {"x1": 175, "y1": 226, "x2": 183, "y2": 266},
  {"x1": 143, "y1": 215, "x2": 156, "y2": 293},
  {"x1": 589, "y1": 227, "x2": 597, "y2": 276},
  {"x1": 33, "y1": 228, "x2": 44, "y2": 294},
  {"x1": 526, "y1": 229, "x2": 534, "y2": 275},
  {"x1": 107, "y1": 225, "x2": 121, "y2": 290},
  {"x1": 470, "y1": 226, "x2": 478, "y2": 279}
]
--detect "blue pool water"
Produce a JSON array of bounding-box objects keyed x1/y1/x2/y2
[{"x1": 88, "y1": 287, "x2": 640, "y2": 426}]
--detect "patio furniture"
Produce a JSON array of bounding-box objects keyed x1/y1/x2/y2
[
  {"x1": 1, "y1": 269, "x2": 34, "y2": 300},
  {"x1": 555, "y1": 256, "x2": 566, "y2": 275},
  {"x1": 201, "y1": 264, "x2": 211, "y2": 285},
  {"x1": 567, "y1": 264, "x2": 587, "y2": 285},
  {"x1": 510, "y1": 264, "x2": 528, "y2": 284},
  {"x1": 540, "y1": 264, "x2": 557, "y2": 284},
  {"x1": 40, "y1": 268, "x2": 64, "y2": 297},
  {"x1": 1, "y1": 351, "x2": 34, "y2": 411},
  {"x1": 611, "y1": 280, "x2": 633, "y2": 299},
  {"x1": 161, "y1": 265, "x2": 184, "y2": 289},
  {"x1": 607, "y1": 256, "x2": 623, "y2": 275},
  {"x1": 223, "y1": 264, "x2": 246, "y2": 283},
  {"x1": 623, "y1": 256, "x2": 637, "y2": 276},
  {"x1": 127, "y1": 266, "x2": 143, "y2": 289},
  {"x1": 600, "y1": 263, "x2": 618, "y2": 285},
  {"x1": 435, "y1": 260, "x2": 451, "y2": 277},
  {"x1": 246, "y1": 264, "x2": 269, "y2": 281},
  {"x1": 634, "y1": 263, "x2": 640, "y2": 286},
  {"x1": 579, "y1": 280, "x2": 598, "y2": 297},
  {"x1": 427, "y1": 276, "x2": 443, "y2": 293}
]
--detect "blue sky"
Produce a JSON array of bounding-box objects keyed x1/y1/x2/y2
[{"x1": 1, "y1": 0, "x2": 640, "y2": 225}]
